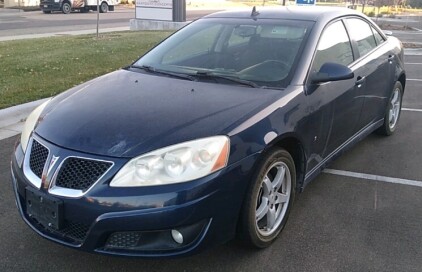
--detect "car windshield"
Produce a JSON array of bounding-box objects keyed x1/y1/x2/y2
[{"x1": 134, "y1": 18, "x2": 313, "y2": 89}]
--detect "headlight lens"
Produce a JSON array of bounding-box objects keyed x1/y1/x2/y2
[
  {"x1": 20, "y1": 100, "x2": 51, "y2": 153},
  {"x1": 110, "y1": 136, "x2": 230, "y2": 187}
]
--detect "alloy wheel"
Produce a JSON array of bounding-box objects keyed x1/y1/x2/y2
[{"x1": 255, "y1": 161, "x2": 291, "y2": 237}]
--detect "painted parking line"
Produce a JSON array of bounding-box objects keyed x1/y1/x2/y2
[
  {"x1": 406, "y1": 63, "x2": 422, "y2": 65},
  {"x1": 403, "y1": 108, "x2": 422, "y2": 112},
  {"x1": 407, "y1": 79, "x2": 422, "y2": 81},
  {"x1": 323, "y1": 169, "x2": 422, "y2": 188}
]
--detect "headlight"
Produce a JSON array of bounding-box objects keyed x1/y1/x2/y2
[
  {"x1": 20, "y1": 99, "x2": 51, "y2": 153},
  {"x1": 110, "y1": 136, "x2": 230, "y2": 187}
]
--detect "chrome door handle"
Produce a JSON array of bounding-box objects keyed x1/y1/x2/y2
[{"x1": 355, "y1": 76, "x2": 366, "y2": 86}]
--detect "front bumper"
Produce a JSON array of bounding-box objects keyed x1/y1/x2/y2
[
  {"x1": 11, "y1": 136, "x2": 259, "y2": 257},
  {"x1": 40, "y1": 1, "x2": 61, "y2": 11}
]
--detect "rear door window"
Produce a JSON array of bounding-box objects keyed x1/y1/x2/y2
[{"x1": 346, "y1": 18, "x2": 378, "y2": 57}]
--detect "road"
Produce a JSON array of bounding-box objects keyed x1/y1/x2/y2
[{"x1": 0, "y1": 7, "x2": 214, "y2": 37}]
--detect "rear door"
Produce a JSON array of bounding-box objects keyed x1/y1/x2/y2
[{"x1": 344, "y1": 17, "x2": 394, "y2": 128}]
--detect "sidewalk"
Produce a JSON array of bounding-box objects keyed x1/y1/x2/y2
[
  {"x1": 0, "y1": 98, "x2": 49, "y2": 140},
  {"x1": 0, "y1": 26, "x2": 130, "y2": 42},
  {"x1": 0, "y1": 7, "x2": 23, "y2": 13}
]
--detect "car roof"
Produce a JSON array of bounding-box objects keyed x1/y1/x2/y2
[{"x1": 203, "y1": 6, "x2": 361, "y2": 22}]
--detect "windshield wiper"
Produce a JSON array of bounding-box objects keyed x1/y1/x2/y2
[
  {"x1": 128, "y1": 65, "x2": 196, "y2": 81},
  {"x1": 194, "y1": 72, "x2": 259, "y2": 88}
]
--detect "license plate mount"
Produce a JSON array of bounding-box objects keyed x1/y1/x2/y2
[{"x1": 25, "y1": 187, "x2": 63, "y2": 230}]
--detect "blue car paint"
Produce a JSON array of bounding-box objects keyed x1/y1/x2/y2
[{"x1": 11, "y1": 7, "x2": 406, "y2": 257}]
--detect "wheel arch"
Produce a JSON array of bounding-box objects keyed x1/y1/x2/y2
[
  {"x1": 398, "y1": 72, "x2": 406, "y2": 93},
  {"x1": 61, "y1": 0, "x2": 71, "y2": 9},
  {"x1": 262, "y1": 133, "x2": 307, "y2": 192}
]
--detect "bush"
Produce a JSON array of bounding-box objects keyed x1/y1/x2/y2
[{"x1": 366, "y1": 11, "x2": 375, "y2": 17}]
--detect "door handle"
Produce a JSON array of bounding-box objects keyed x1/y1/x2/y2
[{"x1": 355, "y1": 76, "x2": 366, "y2": 86}]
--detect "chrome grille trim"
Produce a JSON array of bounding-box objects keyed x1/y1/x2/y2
[
  {"x1": 49, "y1": 156, "x2": 114, "y2": 198},
  {"x1": 23, "y1": 138, "x2": 50, "y2": 189}
]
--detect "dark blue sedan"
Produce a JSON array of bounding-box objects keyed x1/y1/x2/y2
[{"x1": 11, "y1": 6, "x2": 405, "y2": 257}]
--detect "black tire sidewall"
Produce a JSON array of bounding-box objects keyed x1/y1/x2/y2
[
  {"x1": 62, "y1": 3, "x2": 71, "y2": 14},
  {"x1": 240, "y1": 148, "x2": 296, "y2": 248},
  {"x1": 100, "y1": 2, "x2": 108, "y2": 13}
]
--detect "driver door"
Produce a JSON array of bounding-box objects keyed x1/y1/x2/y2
[{"x1": 307, "y1": 20, "x2": 365, "y2": 158}]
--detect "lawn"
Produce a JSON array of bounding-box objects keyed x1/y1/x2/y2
[{"x1": 0, "y1": 31, "x2": 173, "y2": 109}]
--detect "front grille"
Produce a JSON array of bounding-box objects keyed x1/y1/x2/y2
[
  {"x1": 29, "y1": 140, "x2": 49, "y2": 178},
  {"x1": 29, "y1": 215, "x2": 90, "y2": 244},
  {"x1": 60, "y1": 221, "x2": 90, "y2": 242},
  {"x1": 55, "y1": 158, "x2": 112, "y2": 191},
  {"x1": 106, "y1": 232, "x2": 142, "y2": 249}
]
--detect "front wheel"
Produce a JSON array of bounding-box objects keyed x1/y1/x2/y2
[
  {"x1": 376, "y1": 81, "x2": 403, "y2": 136},
  {"x1": 239, "y1": 148, "x2": 296, "y2": 248},
  {"x1": 100, "y1": 2, "x2": 108, "y2": 13},
  {"x1": 61, "y1": 2, "x2": 71, "y2": 14}
]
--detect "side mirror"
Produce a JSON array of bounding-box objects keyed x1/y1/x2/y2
[
  {"x1": 311, "y1": 62, "x2": 354, "y2": 84},
  {"x1": 383, "y1": 30, "x2": 393, "y2": 36}
]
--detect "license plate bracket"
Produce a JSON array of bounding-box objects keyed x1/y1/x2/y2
[{"x1": 26, "y1": 187, "x2": 63, "y2": 230}]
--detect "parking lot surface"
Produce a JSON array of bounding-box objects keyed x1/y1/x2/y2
[{"x1": 0, "y1": 42, "x2": 422, "y2": 272}]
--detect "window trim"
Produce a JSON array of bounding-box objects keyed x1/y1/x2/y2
[
  {"x1": 305, "y1": 17, "x2": 355, "y2": 92},
  {"x1": 370, "y1": 25, "x2": 386, "y2": 46},
  {"x1": 343, "y1": 16, "x2": 385, "y2": 61}
]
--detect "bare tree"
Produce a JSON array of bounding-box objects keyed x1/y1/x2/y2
[
  {"x1": 361, "y1": 0, "x2": 367, "y2": 12},
  {"x1": 373, "y1": 0, "x2": 394, "y2": 14}
]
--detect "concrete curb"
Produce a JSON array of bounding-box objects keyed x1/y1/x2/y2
[{"x1": 0, "y1": 98, "x2": 50, "y2": 140}]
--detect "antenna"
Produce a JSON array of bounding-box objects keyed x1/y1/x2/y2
[{"x1": 251, "y1": 6, "x2": 260, "y2": 17}]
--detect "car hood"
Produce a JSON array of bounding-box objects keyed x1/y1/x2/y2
[{"x1": 35, "y1": 69, "x2": 283, "y2": 158}]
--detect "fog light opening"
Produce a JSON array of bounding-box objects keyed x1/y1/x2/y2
[{"x1": 171, "y1": 229, "x2": 184, "y2": 244}]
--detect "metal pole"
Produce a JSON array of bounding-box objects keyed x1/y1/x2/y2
[{"x1": 96, "y1": 0, "x2": 100, "y2": 38}]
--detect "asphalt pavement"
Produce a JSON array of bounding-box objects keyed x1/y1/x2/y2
[
  {"x1": 0, "y1": 7, "x2": 213, "y2": 38},
  {"x1": 0, "y1": 17, "x2": 422, "y2": 272}
]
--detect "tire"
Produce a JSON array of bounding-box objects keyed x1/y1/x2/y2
[
  {"x1": 100, "y1": 2, "x2": 108, "y2": 13},
  {"x1": 62, "y1": 2, "x2": 71, "y2": 14},
  {"x1": 239, "y1": 148, "x2": 296, "y2": 248},
  {"x1": 376, "y1": 81, "x2": 403, "y2": 136},
  {"x1": 42, "y1": 10, "x2": 52, "y2": 14}
]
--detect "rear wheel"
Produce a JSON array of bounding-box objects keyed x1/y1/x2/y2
[
  {"x1": 100, "y1": 2, "x2": 108, "y2": 13},
  {"x1": 239, "y1": 148, "x2": 296, "y2": 248},
  {"x1": 61, "y1": 2, "x2": 71, "y2": 14},
  {"x1": 376, "y1": 81, "x2": 403, "y2": 136}
]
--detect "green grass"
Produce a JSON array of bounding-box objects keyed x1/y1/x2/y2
[{"x1": 0, "y1": 31, "x2": 173, "y2": 109}]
